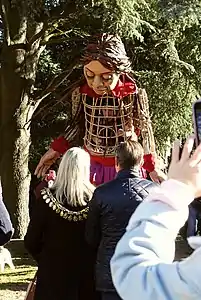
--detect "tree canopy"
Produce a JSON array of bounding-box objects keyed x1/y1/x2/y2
[
  {"x1": 31, "y1": 0, "x2": 201, "y2": 159},
  {"x1": 1, "y1": 0, "x2": 201, "y2": 236}
]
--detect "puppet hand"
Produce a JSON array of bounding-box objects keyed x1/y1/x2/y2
[{"x1": 34, "y1": 148, "x2": 60, "y2": 178}]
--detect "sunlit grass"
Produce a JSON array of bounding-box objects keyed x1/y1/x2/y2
[{"x1": 0, "y1": 257, "x2": 37, "y2": 300}]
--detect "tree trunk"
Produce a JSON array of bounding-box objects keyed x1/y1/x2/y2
[
  {"x1": 0, "y1": 44, "x2": 40, "y2": 238},
  {"x1": 0, "y1": 0, "x2": 55, "y2": 237},
  {"x1": 0, "y1": 108, "x2": 31, "y2": 238},
  {"x1": 0, "y1": 0, "x2": 47, "y2": 237}
]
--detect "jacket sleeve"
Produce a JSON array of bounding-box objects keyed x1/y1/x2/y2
[
  {"x1": 143, "y1": 153, "x2": 155, "y2": 173},
  {"x1": 0, "y1": 195, "x2": 14, "y2": 246},
  {"x1": 50, "y1": 136, "x2": 70, "y2": 155},
  {"x1": 85, "y1": 190, "x2": 101, "y2": 250},
  {"x1": 111, "y1": 180, "x2": 201, "y2": 300},
  {"x1": 24, "y1": 197, "x2": 47, "y2": 263},
  {"x1": 135, "y1": 89, "x2": 156, "y2": 166}
]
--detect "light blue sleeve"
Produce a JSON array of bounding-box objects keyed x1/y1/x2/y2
[{"x1": 110, "y1": 200, "x2": 201, "y2": 300}]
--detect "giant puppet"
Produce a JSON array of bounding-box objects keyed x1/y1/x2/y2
[{"x1": 35, "y1": 34, "x2": 159, "y2": 185}]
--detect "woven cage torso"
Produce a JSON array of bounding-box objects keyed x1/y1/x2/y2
[{"x1": 82, "y1": 93, "x2": 134, "y2": 157}]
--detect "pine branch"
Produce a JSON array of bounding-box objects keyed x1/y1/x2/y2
[
  {"x1": 32, "y1": 67, "x2": 76, "y2": 110},
  {"x1": 32, "y1": 77, "x2": 84, "y2": 121}
]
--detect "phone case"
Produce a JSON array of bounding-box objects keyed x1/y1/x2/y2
[{"x1": 193, "y1": 99, "x2": 201, "y2": 146}]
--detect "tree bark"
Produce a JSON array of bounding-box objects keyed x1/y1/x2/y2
[
  {"x1": 0, "y1": 0, "x2": 62, "y2": 237},
  {"x1": 0, "y1": 44, "x2": 37, "y2": 237},
  {"x1": 0, "y1": 1, "x2": 45, "y2": 235}
]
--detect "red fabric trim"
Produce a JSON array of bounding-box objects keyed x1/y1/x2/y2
[
  {"x1": 112, "y1": 75, "x2": 136, "y2": 98},
  {"x1": 135, "y1": 127, "x2": 141, "y2": 137},
  {"x1": 50, "y1": 138, "x2": 115, "y2": 166},
  {"x1": 79, "y1": 84, "x2": 97, "y2": 97},
  {"x1": 50, "y1": 139, "x2": 155, "y2": 172},
  {"x1": 84, "y1": 146, "x2": 115, "y2": 166},
  {"x1": 143, "y1": 154, "x2": 155, "y2": 173},
  {"x1": 85, "y1": 147, "x2": 155, "y2": 171},
  {"x1": 51, "y1": 136, "x2": 69, "y2": 155},
  {"x1": 90, "y1": 155, "x2": 115, "y2": 166},
  {"x1": 80, "y1": 74, "x2": 136, "y2": 98}
]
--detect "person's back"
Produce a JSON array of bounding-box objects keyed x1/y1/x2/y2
[
  {"x1": 86, "y1": 141, "x2": 157, "y2": 300},
  {"x1": 24, "y1": 148, "x2": 96, "y2": 300}
]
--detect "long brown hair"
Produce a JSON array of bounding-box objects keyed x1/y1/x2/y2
[
  {"x1": 64, "y1": 34, "x2": 134, "y2": 143},
  {"x1": 82, "y1": 33, "x2": 132, "y2": 74}
]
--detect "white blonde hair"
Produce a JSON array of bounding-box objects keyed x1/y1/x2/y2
[{"x1": 51, "y1": 147, "x2": 95, "y2": 206}]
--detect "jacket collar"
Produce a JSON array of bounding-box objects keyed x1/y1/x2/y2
[{"x1": 116, "y1": 168, "x2": 141, "y2": 179}]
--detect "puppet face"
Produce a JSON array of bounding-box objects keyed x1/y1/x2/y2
[{"x1": 84, "y1": 60, "x2": 120, "y2": 95}]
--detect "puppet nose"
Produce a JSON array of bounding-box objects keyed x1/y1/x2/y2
[{"x1": 93, "y1": 76, "x2": 104, "y2": 89}]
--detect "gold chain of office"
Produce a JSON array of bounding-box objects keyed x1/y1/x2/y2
[{"x1": 41, "y1": 188, "x2": 89, "y2": 222}]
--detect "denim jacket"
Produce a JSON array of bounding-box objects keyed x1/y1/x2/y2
[{"x1": 110, "y1": 179, "x2": 201, "y2": 300}]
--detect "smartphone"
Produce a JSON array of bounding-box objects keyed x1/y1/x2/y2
[{"x1": 193, "y1": 99, "x2": 201, "y2": 146}]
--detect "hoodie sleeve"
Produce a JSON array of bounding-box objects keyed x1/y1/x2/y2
[
  {"x1": 0, "y1": 190, "x2": 14, "y2": 246},
  {"x1": 50, "y1": 136, "x2": 70, "y2": 155},
  {"x1": 110, "y1": 180, "x2": 201, "y2": 300}
]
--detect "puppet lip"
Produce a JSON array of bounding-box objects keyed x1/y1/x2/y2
[{"x1": 93, "y1": 87, "x2": 107, "y2": 93}]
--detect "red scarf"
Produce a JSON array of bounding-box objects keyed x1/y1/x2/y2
[{"x1": 79, "y1": 74, "x2": 137, "y2": 98}]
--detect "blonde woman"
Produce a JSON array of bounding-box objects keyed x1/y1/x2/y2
[{"x1": 24, "y1": 147, "x2": 96, "y2": 300}]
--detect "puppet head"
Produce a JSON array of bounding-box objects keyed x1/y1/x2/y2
[{"x1": 82, "y1": 34, "x2": 132, "y2": 95}]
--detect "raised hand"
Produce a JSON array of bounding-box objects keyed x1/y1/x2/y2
[{"x1": 168, "y1": 136, "x2": 201, "y2": 198}]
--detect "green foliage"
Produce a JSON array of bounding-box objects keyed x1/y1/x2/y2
[
  {"x1": 121, "y1": 0, "x2": 201, "y2": 154},
  {"x1": 38, "y1": 49, "x2": 61, "y2": 76},
  {"x1": 87, "y1": 0, "x2": 155, "y2": 40},
  {"x1": 31, "y1": 0, "x2": 201, "y2": 158}
]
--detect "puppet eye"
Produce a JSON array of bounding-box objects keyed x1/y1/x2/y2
[
  {"x1": 102, "y1": 74, "x2": 113, "y2": 80},
  {"x1": 85, "y1": 70, "x2": 95, "y2": 78}
]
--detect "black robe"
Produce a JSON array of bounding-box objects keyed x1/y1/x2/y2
[{"x1": 24, "y1": 188, "x2": 97, "y2": 300}]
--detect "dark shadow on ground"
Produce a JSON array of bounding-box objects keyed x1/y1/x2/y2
[
  {"x1": 13, "y1": 257, "x2": 37, "y2": 267},
  {"x1": 1, "y1": 270, "x2": 35, "y2": 277},
  {"x1": 0, "y1": 282, "x2": 28, "y2": 291}
]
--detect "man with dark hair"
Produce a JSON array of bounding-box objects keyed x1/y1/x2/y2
[
  {"x1": 116, "y1": 140, "x2": 144, "y2": 171},
  {"x1": 85, "y1": 140, "x2": 157, "y2": 300}
]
